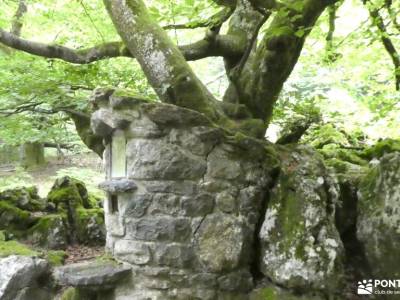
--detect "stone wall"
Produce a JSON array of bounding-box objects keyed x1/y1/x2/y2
[{"x1": 91, "y1": 90, "x2": 276, "y2": 299}]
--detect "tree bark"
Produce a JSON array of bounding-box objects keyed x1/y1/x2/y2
[
  {"x1": 0, "y1": 30, "x2": 244, "y2": 64},
  {"x1": 224, "y1": 0, "x2": 337, "y2": 124},
  {"x1": 102, "y1": 0, "x2": 227, "y2": 123},
  {"x1": 19, "y1": 142, "x2": 45, "y2": 169}
]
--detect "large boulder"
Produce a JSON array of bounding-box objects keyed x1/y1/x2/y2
[
  {"x1": 46, "y1": 177, "x2": 105, "y2": 246},
  {"x1": 0, "y1": 201, "x2": 36, "y2": 233},
  {"x1": 0, "y1": 255, "x2": 50, "y2": 300},
  {"x1": 75, "y1": 208, "x2": 105, "y2": 245},
  {"x1": 0, "y1": 178, "x2": 105, "y2": 250},
  {"x1": 259, "y1": 146, "x2": 344, "y2": 293},
  {"x1": 0, "y1": 187, "x2": 42, "y2": 236},
  {"x1": 26, "y1": 214, "x2": 69, "y2": 250},
  {"x1": 47, "y1": 176, "x2": 91, "y2": 210},
  {"x1": 0, "y1": 186, "x2": 45, "y2": 212},
  {"x1": 357, "y1": 152, "x2": 400, "y2": 278}
]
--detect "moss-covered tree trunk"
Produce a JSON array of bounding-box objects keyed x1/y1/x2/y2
[
  {"x1": 224, "y1": 0, "x2": 333, "y2": 124},
  {"x1": 103, "y1": 0, "x2": 227, "y2": 124},
  {"x1": 19, "y1": 142, "x2": 45, "y2": 169}
]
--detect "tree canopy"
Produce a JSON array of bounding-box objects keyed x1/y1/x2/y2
[{"x1": 0, "y1": 0, "x2": 399, "y2": 152}]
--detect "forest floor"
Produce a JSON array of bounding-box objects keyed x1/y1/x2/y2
[{"x1": 0, "y1": 151, "x2": 105, "y2": 197}]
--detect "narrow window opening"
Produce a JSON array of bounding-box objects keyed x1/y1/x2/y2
[
  {"x1": 110, "y1": 194, "x2": 119, "y2": 214},
  {"x1": 110, "y1": 130, "x2": 127, "y2": 178}
]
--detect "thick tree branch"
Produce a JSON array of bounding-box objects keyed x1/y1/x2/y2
[
  {"x1": 0, "y1": 28, "x2": 244, "y2": 63},
  {"x1": 229, "y1": 0, "x2": 340, "y2": 123},
  {"x1": 180, "y1": 35, "x2": 245, "y2": 60},
  {"x1": 0, "y1": 0, "x2": 27, "y2": 54},
  {"x1": 103, "y1": 0, "x2": 228, "y2": 123},
  {"x1": 365, "y1": 1, "x2": 400, "y2": 90},
  {"x1": 222, "y1": 0, "x2": 266, "y2": 106},
  {"x1": 0, "y1": 30, "x2": 132, "y2": 63},
  {"x1": 43, "y1": 142, "x2": 76, "y2": 150}
]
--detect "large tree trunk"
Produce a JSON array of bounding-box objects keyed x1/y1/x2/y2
[
  {"x1": 224, "y1": 0, "x2": 335, "y2": 124},
  {"x1": 19, "y1": 142, "x2": 45, "y2": 169},
  {"x1": 103, "y1": 0, "x2": 227, "y2": 124}
]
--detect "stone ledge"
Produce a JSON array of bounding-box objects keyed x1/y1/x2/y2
[
  {"x1": 54, "y1": 261, "x2": 131, "y2": 289},
  {"x1": 99, "y1": 179, "x2": 137, "y2": 193}
]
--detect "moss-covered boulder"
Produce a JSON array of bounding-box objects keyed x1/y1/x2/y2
[
  {"x1": 357, "y1": 152, "x2": 400, "y2": 278},
  {"x1": 259, "y1": 146, "x2": 344, "y2": 293},
  {"x1": 47, "y1": 176, "x2": 91, "y2": 210},
  {"x1": 0, "y1": 201, "x2": 37, "y2": 234},
  {"x1": 0, "y1": 186, "x2": 45, "y2": 212},
  {"x1": 76, "y1": 208, "x2": 105, "y2": 245},
  {"x1": 362, "y1": 138, "x2": 400, "y2": 160},
  {"x1": 26, "y1": 214, "x2": 69, "y2": 250},
  {"x1": 46, "y1": 176, "x2": 105, "y2": 246},
  {"x1": 320, "y1": 145, "x2": 366, "y2": 167},
  {"x1": 325, "y1": 159, "x2": 367, "y2": 235}
]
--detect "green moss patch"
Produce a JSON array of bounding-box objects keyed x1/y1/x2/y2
[
  {"x1": 47, "y1": 250, "x2": 67, "y2": 266},
  {"x1": 60, "y1": 287, "x2": 79, "y2": 300},
  {"x1": 0, "y1": 186, "x2": 44, "y2": 212},
  {"x1": 76, "y1": 208, "x2": 105, "y2": 245},
  {"x1": 26, "y1": 214, "x2": 68, "y2": 249},
  {"x1": 362, "y1": 139, "x2": 400, "y2": 160},
  {"x1": 0, "y1": 201, "x2": 36, "y2": 230},
  {"x1": 0, "y1": 240, "x2": 38, "y2": 257},
  {"x1": 47, "y1": 176, "x2": 91, "y2": 210}
]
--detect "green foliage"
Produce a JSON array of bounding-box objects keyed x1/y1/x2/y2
[
  {"x1": 0, "y1": 0, "x2": 154, "y2": 148},
  {"x1": 363, "y1": 139, "x2": 400, "y2": 159},
  {"x1": 148, "y1": 0, "x2": 219, "y2": 28},
  {"x1": 270, "y1": 0, "x2": 400, "y2": 143}
]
